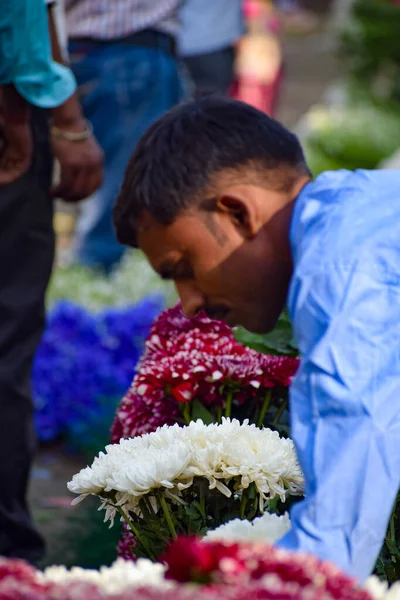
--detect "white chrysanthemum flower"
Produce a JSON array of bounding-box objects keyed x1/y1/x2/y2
[
  {"x1": 215, "y1": 421, "x2": 303, "y2": 505},
  {"x1": 67, "y1": 453, "x2": 111, "y2": 503},
  {"x1": 68, "y1": 419, "x2": 303, "y2": 520},
  {"x1": 365, "y1": 577, "x2": 400, "y2": 600},
  {"x1": 106, "y1": 441, "x2": 192, "y2": 497},
  {"x1": 205, "y1": 512, "x2": 291, "y2": 544},
  {"x1": 43, "y1": 558, "x2": 170, "y2": 594}
]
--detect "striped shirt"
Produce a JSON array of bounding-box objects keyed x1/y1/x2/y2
[{"x1": 65, "y1": 0, "x2": 182, "y2": 40}]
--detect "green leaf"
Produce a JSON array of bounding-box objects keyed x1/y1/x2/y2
[
  {"x1": 385, "y1": 538, "x2": 399, "y2": 557},
  {"x1": 191, "y1": 399, "x2": 215, "y2": 425},
  {"x1": 234, "y1": 318, "x2": 298, "y2": 357}
]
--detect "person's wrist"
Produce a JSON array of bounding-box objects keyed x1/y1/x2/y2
[
  {"x1": 51, "y1": 115, "x2": 87, "y2": 133},
  {"x1": 50, "y1": 118, "x2": 93, "y2": 142},
  {"x1": 51, "y1": 91, "x2": 89, "y2": 133}
]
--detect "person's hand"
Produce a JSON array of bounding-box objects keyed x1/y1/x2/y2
[
  {"x1": 50, "y1": 121, "x2": 104, "y2": 202},
  {"x1": 0, "y1": 119, "x2": 33, "y2": 185},
  {"x1": 0, "y1": 86, "x2": 32, "y2": 185}
]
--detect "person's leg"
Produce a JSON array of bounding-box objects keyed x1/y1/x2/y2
[
  {"x1": 69, "y1": 43, "x2": 183, "y2": 272},
  {"x1": 184, "y1": 46, "x2": 235, "y2": 95},
  {"x1": 0, "y1": 108, "x2": 54, "y2": 563}
]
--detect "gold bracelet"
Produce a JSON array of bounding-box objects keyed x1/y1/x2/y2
[{"x1": 50, "y1": 119, "x2": 93, "y2": 142}]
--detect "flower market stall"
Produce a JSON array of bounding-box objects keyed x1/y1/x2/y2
[{"x1": 28, "y1": 2, "x2": 399, "y2": 587}]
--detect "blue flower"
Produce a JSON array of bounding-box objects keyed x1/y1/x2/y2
[{"x1": 33, "y1": 296, "x2": 164, "y2": 448}]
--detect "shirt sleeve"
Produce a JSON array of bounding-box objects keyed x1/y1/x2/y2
[
  {"x1": 0, "y1": 0, "x2": 75, "y2": 108},
  {"x1": 276, "y1": 263, "x2": 400, "y2": 581}
]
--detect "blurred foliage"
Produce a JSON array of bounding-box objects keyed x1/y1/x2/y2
[
  {"x1": 48, "y1": 250, "x2": 176, "y2": 311},
  {"x1": 302, "y1": 101, "x2": 400, "y2": 175},
  {"x1": 340, "y1": 0, "x2": 400, "y2": 105},
  {"x1": 301, "y1": 0, "x2": 400, "y2": 176}
]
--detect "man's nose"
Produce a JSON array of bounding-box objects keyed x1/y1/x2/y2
[{"x1": 175, "y1": 281, "x2": 205, "y2": 319}]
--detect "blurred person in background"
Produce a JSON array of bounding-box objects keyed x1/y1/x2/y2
[
  {"x1": 0, "y1": 0, "x2": 102, "y2": 563},
  {"x1": 232, "y1": 0, "x2": 283, "y2": 116},
  {"x1": 178, "y1": 0, "x2": 244, "y2": 95},
  {"x1": 65, "y1": 0, "x2": 184, "y2": 273}
]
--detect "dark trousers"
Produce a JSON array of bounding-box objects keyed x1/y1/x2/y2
[
  {"x1": 0, "y1": 109, "x2": 54, "y2": 563},
  {"x1": 184, "y1": 46, "x2": 235, "y2": 95}
]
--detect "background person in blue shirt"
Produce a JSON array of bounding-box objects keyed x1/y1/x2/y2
[
  {"x1": 113, "y1": 96, "x2": 400, "y2": 582},
  {"x1": 178, "y1": 0, "x2": 244, "y2": 95},
  {"x1": 0, "y1": 0, "x2": 102, "y2": 562}
]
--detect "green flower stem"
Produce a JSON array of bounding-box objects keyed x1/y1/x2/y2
[
  {"x1": 240, "y1": 489, "x2": 248, "y2": 519},
  {"x1": 390, "y1": 500, "x2": 397, "y2": 543},
  {"x1": 225, "y1": 388, "x2": 233, "y2": 419},
  {"x1": 217, "y1": 406, "x2": 222, "y2": 424},
  {"x1": 158, "y1": 492, "x2": 177, "y2": 540},
  {"x1": 115, "y1": 505, "x2": 156, "y2": 560},
  {"x1": 200, "y1": 484, "x2": 206, "y2": 523},
  {"x1": 182, "y1": 403, "x2": 191, "y2": 425},
  {"x1": 273, "y1": 397, "x2": 288, "y2": 426},
  {"x1": 250, "y1": 491, "x2": 259, "y2": 519},
  {"x1": 257, "y1": 389, "x2": 272, "y2": 428},
  {"x1": 143, "y1": 496, "x2": 157, "y2": 517}
]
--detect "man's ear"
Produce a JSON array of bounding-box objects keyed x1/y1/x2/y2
[{"x1": 216, "y1": 194, "x2": 258, "y2": 238}]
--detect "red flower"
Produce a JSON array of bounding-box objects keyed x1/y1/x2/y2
[
  {"x1": 142, "y1": 304, "x2": 240, "y2": 363},
  {"x1": 117, "y1": 522, "x2": 137, "y2": 561},
  {"x1": 162, "y1": 537, "x2": 239, "y2": 584},
  {"x1": 260, "y1": 355, "x2": 300, "y2": 387},
  {"x1": 0, "y1": 558, "x2": 51, "y2": 599},
  {"x1": 111, "y1": 387, "x2": 179, "y2": 442},
  {"x1": 161, "y1": 538, "x2": 373, "y2": 600},
  {"x1": 0, "y1": 558, "x2": 38, "y2": 584},
  {"x1": 0, "y1": 546, "x2": 376, "y2": 600},
  {"x1": 171, "y1": 381, "x2": 196, "y2": 403},
  {"x1": 111, "y1": 303, "x2": 300, "y2": 443}
]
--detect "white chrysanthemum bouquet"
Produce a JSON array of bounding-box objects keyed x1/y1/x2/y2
[{"x1": 68, "y1": 419, "x2": 303, "y2": 559}]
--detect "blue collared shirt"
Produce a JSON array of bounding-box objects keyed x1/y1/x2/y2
[
  {"x1": 277, "y1": 169, "x2": 400, "y2": 581},
  {"x1": 0, "y1": 0, "x2": 75, "y2": 108}
]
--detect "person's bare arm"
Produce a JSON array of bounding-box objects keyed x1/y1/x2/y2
[{"x1": 47, "y1": 3, "x2": 103, "y2": 202}]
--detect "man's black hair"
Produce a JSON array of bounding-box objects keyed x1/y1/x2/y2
[{"x1": 114, "y1": 95, "x2": 310, "y2": 247}]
